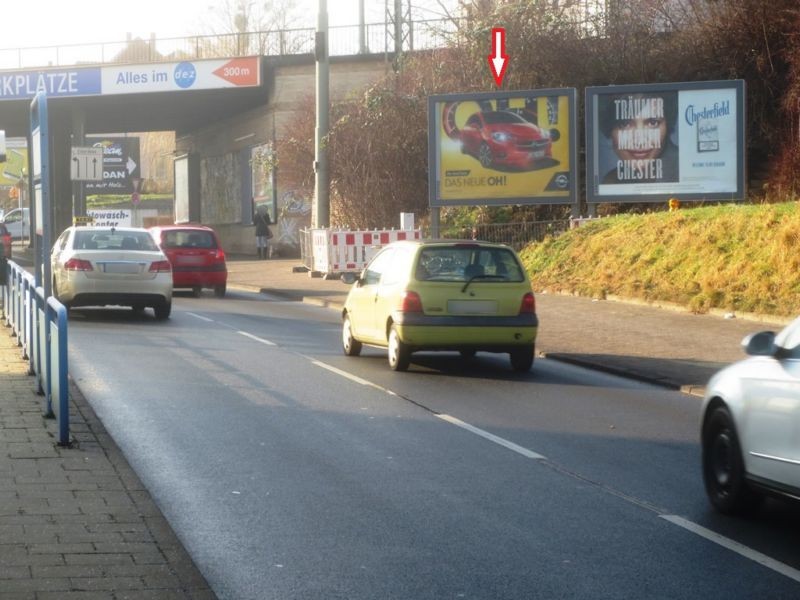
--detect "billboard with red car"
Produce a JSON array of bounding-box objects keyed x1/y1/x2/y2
[{"x1": 428, "y1": 89, "x2": 577, "y2": 208}]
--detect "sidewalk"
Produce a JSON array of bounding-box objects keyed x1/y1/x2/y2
[
  {"x1": 226, "y1": 256, "x2": 792, "y2": 394},
  {"x1": 0, "y1": 322, "x2": 215, "y2": 598}
]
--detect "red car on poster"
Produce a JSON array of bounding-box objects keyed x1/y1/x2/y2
[{"x1": 459, "y1": 110, "x2": 554, "y2": 171}]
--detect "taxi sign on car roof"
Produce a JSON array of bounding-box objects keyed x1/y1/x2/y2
[{"x1": 73, "y1": 215, "x2": 95, "y2": 226}]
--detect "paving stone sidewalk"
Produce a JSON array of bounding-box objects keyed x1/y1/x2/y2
[{"x1": 0, "y1": 323, "x2": 216, "y2": 599}]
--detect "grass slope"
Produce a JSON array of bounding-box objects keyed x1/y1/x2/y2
[{"x1": 518, "y1": 203, "x2": 800, "y2": 317}]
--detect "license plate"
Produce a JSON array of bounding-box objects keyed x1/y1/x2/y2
[
  {"x1": 102, "y1": 262, "x2": 142, "y2": 274},
  {"x1": 532, "y1": 150, "x2": 545, "y2": 159},
  {"x1": 447, "y1": 300, "x2": 498, "y2": 315},
  {"x1": 177, "y1": 255, "x2": 204, "y2": 265}
]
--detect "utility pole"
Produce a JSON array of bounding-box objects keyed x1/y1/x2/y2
[
  {"x1": 313, "y1": 0, "x2": 330, "y2": 228},
  {"x1": 359, "y1": 0, "x2": 367, "y2": 54}
]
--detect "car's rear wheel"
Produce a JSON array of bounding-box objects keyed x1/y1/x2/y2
[
  {"x1": 153, "y1": 300, "x2": 172, "y2": 320},
  {"x1": 702, "y1": 406, "x2": 762, "y2": 515},
  {"x1": 214, "y1": 284, "x2": 226, "y2": 298},
  {"x1": 479, "y1": 143, "x2": 493, "y2": 168},
  {"x1": 510, "y1": 346, "x2": 535, "y2": 372},
  {"x1": 131, "y1": 304, "x2": 145, "y2": 316},
  {"x1": 388, "y1": 324, "x2": 410, "y2": 371},
  {"x1": 342, "y1": 314, "x2": 362, "y2": 357}
]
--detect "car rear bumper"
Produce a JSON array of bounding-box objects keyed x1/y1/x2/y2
[
  {"x1": 58, "y1": 275, "x2": 172, "y2": 305},
  {"x1": 171, "y1": 267, "x2": 227, "y2": 288},
  {"x1": 393, "y1": 313, "x2": 538, "y2": 347},
  {"x1": 68, "y1": 292, "x2": 170, "y2": 308}
]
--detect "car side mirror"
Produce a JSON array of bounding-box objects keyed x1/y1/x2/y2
[
  {"x1": 341, "y1": 272, "x2": 360, "y2": 285},
  {"x1": 742, "y1": 331, "x2": 776, "y2": 356}
]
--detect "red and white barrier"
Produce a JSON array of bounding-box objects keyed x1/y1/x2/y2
[{"x1": 311, "y1": 228, "x2": 422, "y2": 274}]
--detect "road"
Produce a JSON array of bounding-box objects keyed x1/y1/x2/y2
[{"x1": 67, "y1": 290, "x2": 800, "y2": 599}]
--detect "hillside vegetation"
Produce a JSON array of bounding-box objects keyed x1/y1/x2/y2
[{"x1": 518, "y1": 203, "x2": 800, "y2": 317}]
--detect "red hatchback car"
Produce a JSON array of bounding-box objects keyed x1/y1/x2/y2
[
  {"x1": 459, "y1": 110, "x2": 553, "y2": 170},
  {"x1": 150, "y1": 225, "x2": 227, "y2": 297}
]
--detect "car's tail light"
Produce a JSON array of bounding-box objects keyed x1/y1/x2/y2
[
  {"x1": 400, "y1": 290, "x2": 423, "y2": 312},
  {"x1": 64, "y1": 258, "x2": 93, "y2": 271},
  {"x1": 214, "y1": 249, "x2": 226, "y2": 262},
  {"x1": 519, "y1": 292, "x2": 536, "y2": 314},
  {"x1": 149, "y1": 260, "x2": 172, "y2": 273}
]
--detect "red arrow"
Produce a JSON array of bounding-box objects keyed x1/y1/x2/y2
[
  {"x1": 212, "y1": 57, "x2": 260, "y2": 86},
  {"x1": 487, "y1": 27, "x2": 508, "y2": 87}
]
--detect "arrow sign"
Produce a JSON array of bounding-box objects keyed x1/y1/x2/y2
[
  {"x1": 70, "y1": 147, "x2": 104, "y2": 181},
  {"x1": 126, "y1": 156, "x2": 137, "y2": 174},
  {"x1": 488, "y1": 28, "x2": 508, "y2": 87},
  {"x1": 212, "y1": 57, "x2": 260, "y2": 86}
]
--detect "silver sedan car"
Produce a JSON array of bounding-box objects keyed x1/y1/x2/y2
[
  {"x1": 701, "y1": 316, "x2": 800, "y2": 514},
  {"x1": 51, "y1": 226, "x2": 173, "y2": 319}
]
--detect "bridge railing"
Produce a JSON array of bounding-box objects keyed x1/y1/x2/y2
[{"x1": 0, "y1": 18, "x2": 463, "y2": 71}]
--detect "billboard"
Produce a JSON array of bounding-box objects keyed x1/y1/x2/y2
[
  {"x1": 586, "y1": 80, "x2": 745, "y2": 203},
  {"x1": 83, "y1": 136, "x2": 141, "y2": 194},
  {"x1": 0, "y1": 139, "x2": 28, "y2": 186},
  {"x1": 428, "y1": 89, "x2": 577, "y2": 208}
]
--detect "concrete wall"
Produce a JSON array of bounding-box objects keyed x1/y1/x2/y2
[{"x1": 175, "y1": 54, "x2": 389, "y2": 257}]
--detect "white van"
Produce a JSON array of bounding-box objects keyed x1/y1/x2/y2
[{"x1": 2, "y1": 207, "x2": 30, "y2": 240}]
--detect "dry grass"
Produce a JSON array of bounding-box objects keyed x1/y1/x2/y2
[{"x1": 519, "y1": 202, "x2": 800, "y2": 317}]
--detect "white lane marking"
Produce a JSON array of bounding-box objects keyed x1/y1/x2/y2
[
  {"x1": 238, "y1": 331, "x2": 276, "y2": 346},
  {"x1": 311, "y1": 360, "x2": 378, "y2": 387},
  {"x1": 660, "y1": 515, "x2": 800, "y2": 584},
  {"x1": 436, "y1": 414, "x2": 546, "y2": 460},
  {"x1": 187, "y1": 312, "x2": 214, "y2": 322}
]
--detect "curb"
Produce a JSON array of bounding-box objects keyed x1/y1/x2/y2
[{"x1": 539, "y1": 351, "x2": 705, "y2": 397}]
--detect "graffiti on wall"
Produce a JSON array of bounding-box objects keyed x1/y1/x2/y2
[
  {"x1": 276, "y1": 190, "x2": 311, "y2": 253},
  {"x1": 200, "y1": 153, "x2": 241, "y2": 224}
]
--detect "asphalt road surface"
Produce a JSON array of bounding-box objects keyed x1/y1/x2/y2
[{"x1": 67, "y1": 290, "x2": 800, "y2": 600}]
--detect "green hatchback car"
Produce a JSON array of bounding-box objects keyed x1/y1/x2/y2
[{"x1": 341, "y1": 240, "x2": 538, "y2": 372}]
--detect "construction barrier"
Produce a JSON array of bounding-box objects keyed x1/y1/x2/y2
[{"x1": 307, "y1": 228, "x2": 422, "y2": 275}]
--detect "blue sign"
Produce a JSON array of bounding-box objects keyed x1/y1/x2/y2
[
  {"x1": 0, "y1": 68, "x2": 101, "y2": 100},
  {"x1": 174, "y1": 62, "x2": 197, "y2": 89}
]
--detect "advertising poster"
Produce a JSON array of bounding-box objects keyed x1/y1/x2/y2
[
  {"x1": 83, "y1": 136, "x2": 141, "y2": 194},
  {"x1": 428, "y1": 89, "x2": 577, "y2": 207},
  {"x1": 586, "y1": 80, "x2": 745, "y2": 203},
  {"x1": 0, "y1": 139, "x2": 28, "y2": 186}
]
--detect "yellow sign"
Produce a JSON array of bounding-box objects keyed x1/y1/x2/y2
[
  {"x1": 431, "y1": 92, "x2": 575, "y2": 206},
  {"x1": 0, "y1": 142, "x2": 28, "y2": 187},
  {"x1": 73, "y1": 215, "x2": 95, "y2": 225}
]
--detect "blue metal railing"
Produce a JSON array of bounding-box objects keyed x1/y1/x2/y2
[{"x1": 2, "y1": 260, "x2": 70, "y2": 445}]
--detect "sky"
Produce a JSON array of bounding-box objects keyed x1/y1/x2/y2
[{"x1": 1, "y1": 0, "x2": 455, "y2": 51}]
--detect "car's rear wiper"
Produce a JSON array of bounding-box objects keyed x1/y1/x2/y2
[{"x1": 461, "y1": 274, "x2": 507, "y2": 293}]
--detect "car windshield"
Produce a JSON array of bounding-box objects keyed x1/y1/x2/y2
[
  {"x1": 74, "y1": 230, "x2": 158, "y2": 251},
  {"x1": 482, "y1": 111, "x2": 526, "y2": 125},
  {"x1": 161, "y1": 230, "x2": 217, "y2": 249},
  {"x1": 416, "y1": 246, "x2": 524, "y2": 282}
]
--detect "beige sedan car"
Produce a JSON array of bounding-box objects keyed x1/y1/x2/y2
[{"x1": 51, "y1": 226, "x2": 174, "y2": 319}]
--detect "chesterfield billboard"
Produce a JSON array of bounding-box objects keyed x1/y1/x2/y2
[
  {"x1": 428, "y1": 89, "x2": 577, "y2": 207},
  {"x1": 586, "y1": 80, "x2": 745, "y2": 203}
]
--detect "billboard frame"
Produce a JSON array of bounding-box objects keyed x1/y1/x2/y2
[
  {"x1": 585, "y1": 80, "x2": 746, "y2": 205},
  {"x1": 427, "y1": 88, "x2": 578, "y2": 210}
]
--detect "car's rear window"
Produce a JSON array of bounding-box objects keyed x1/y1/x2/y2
[
  {"x1": 160, "y1": 230, "x2": 218, "y2": 250},
  {"x1": 74, "y1": 230, "x2": 158, "y2": 251},
  {"x1": 416, "y1": 246, "x2": 525, "y2": 282}
]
